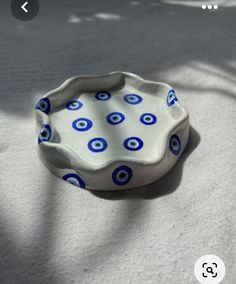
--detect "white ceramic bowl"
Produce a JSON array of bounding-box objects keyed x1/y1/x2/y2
[{"x1": 35, "y1": 72, "x2": 189, "y2": 191}]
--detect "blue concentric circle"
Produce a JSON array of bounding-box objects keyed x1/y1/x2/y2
[
  {"x1": 62, "y1": 173, "x2": 85, "y2": 188},
  {"x1": 66, "y1": 100, "x2": 83, "y2": 110},
  {"x1": 124, "y1": 94, "x2": 143, "y2": 105},
  {"x1": 167, "y1": 89, "x2": 178, "y2": 107},
  {"x1": 95, "y1": 91, "x2": 111, "y2": 101},
  {"x1": 169, "y1": 134, "x2": 181, "y2": 155},
  {"x1": 35, "y1": 98, "x2": 51, "y2": 114},
  {"x1": 123, "y1": 137, "x2": 144, "y2": 151},
  {"x1": 38, "y1": 124, "x2": 51, "y2": 144},
  {"x1": 112, "y1": 165, "x2": 133, "y2": 186},
  {"x1": 106, "y1": 112, "x2": 125, "y2": 125},
  {"x1": 88, "y1": 137, "x2": 108, "y2": 153},
  {"x1": 72, "y1": 118, "x2": 93, "y2": 132},
  {"x1": 140, "y1": 113, "x2": 157, "y2": 125}
]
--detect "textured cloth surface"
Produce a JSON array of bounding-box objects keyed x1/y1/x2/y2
[{"x1": 0, "y1": 1, "x2": 236, "y2": 283}]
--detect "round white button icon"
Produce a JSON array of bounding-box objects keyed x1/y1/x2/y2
[{"x1": 194, "y1": 255, "x2": 226, "y2": 284}]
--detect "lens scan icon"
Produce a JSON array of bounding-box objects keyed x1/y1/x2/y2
[{"x1": 194, "y1": 255, "x2": 226, "y2": 284}]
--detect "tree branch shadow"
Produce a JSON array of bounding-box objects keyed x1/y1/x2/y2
[{"x1": 0, "y1": 174, "x2": 62, "y2": 284}]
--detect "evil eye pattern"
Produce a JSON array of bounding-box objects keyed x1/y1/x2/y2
[
  {"x1": 140, "y1": 113, "x2": 157, "y2": 125},
  {"x1": 106, "y1": 112, "x2": 125, "y2": 125},
  {"x1": 72, "y1": 118, "x2": 93, "y2": 132},
  {"x1": 112, "y1": 165, "x2": 133, "y2": 186},
  {"x1": 88, "y1": 138, "x2": 108, "y2": 153},
  {"x1": 35, "y1": 98, "x2": 51, "y2": 114},
  {"x1": 95, "y1": 91, "x2": 111, "y2": 101},
  {"x1": 66, "y1": 100, "x2": 83, "y2": 110},
  {"x1": 169, "y1": 134, "x2": 181, "y2": 155},
  {"x1": 38, "y1": 124, "x2": 51, "y2": 144},
  {"x1": 167, "y1": 89, "x2": 178, "y2": 106},
  {"x1": 124, "y1": 94, "x2": 143, "y2": 105},
  {"x1": 62, "y1": 173, "x2": 85, "y2": 188},
  {"x1": 123, "y1": 137, "x2": 144, "y2": 151}
]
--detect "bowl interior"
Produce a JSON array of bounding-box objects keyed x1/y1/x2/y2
[{"x1": 49, "y1": 81, "x2": 178, "y2": 168}]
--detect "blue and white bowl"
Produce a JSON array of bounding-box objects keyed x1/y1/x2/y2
[{"x1": 35, "y1": 72, "x2": 189, "y2": 191}]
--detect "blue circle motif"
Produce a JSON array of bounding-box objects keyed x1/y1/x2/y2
[
  {"x1": 66, "y1": 100, "x2": 83, "y2": 110},
  {"x1": 38, "y1": 124, "x2": 51, "y2": 144},
  {"x1": 169, "y1": 134, "x2": 181, "y2": 155},
  {"x1": 62, "y1": 173, "x2": 85, "y2": 188},
  {"x1": 35, "y1": 98, "x2": 51, "y2": 114},
  {"x1": 124, "y1": 94, "x2": 143, "y2": 105},
  {"x1": 95, "y1": 91, "x2": 111, "y2": 101},
  {"x1": 106, "y1": 112, "x2": 125, "y2": 125},
  {"x1": 72, "y1": 118, "x2": 93, "y2": 132},
  {"x1": 140, "y1": 113, "x2": 157, "y2": 125},
  {"x1": 112, "y1": 165, "x2": 133, "y2": 186},
  {"x1": 88, "y1": 137, "x2": 108, "y2": 153},
  {"x1": 167, "y1": 89, "x2": 178, "y2": 107},
  {"x1": 123, "y1": 137, "x2": 144, "y2": 151}
]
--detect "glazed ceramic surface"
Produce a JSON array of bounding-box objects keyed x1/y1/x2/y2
[{"x1": 35, "y1": 72, "x2": 189, "y2": 190}]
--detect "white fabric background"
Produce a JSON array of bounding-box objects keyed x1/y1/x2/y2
[{"x1": 0, "y1": 1, "x2": 235, "y2": 283}]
